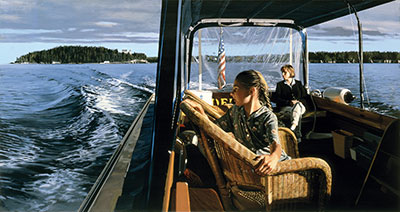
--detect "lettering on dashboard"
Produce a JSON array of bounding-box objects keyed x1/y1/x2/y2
[{"x1": 213, "y1": 97, "x2": 233, "y2": 106}]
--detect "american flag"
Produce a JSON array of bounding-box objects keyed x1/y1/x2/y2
[{"x1": 217, "y1": 28, "x2": 226, "y2": 89}]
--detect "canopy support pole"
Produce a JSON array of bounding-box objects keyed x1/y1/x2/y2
[
  {"x1": 302, "y1": 28, "x2": 309, "y2": 91},
  {"x1": 348, "y1": 1, "x2": 365, "y2": 109}
]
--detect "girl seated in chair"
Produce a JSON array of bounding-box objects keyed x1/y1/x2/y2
[{"x1": 185, "y1": 70, "x2": 290, "y2": 176}]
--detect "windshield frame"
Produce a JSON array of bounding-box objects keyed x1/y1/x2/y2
[{"x1": 184, "y1": 19, "x2": 309, "y2": 92}]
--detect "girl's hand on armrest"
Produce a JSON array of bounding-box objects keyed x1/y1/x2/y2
[
  {"x1": 254, "y1": 154, "x2": 279, "y2": 176},
  {"x1": 182, "y1": 99, "x2": 206, "y2": 115}
]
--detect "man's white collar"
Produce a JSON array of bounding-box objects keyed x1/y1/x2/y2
[{"x1": 284, "y1": 78, "x2": 296, "y2": 87}]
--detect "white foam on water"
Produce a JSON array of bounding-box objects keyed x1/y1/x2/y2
[
  {"x1": 80, "y1": 77, "x2": 149, "y2": 117},
  {"x1": 114, "y1": 77, "x2": 154, "y2": 94},
  {"x1": 0, "y1": 136, "x2": 40, "y2": 169},
  {"x1": 26, "y1": 169, "x2": 88, "y2": 211}
]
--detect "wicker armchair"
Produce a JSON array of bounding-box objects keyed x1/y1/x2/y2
[{"x1": 180, "y1": 100, "x2": 332, "y2": 211}]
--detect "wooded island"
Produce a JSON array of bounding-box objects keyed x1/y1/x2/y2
[{"x1": 14, "y1": 46, "x2": 149, "y2": 64}]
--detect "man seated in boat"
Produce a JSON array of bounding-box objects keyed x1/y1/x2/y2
[
  {"x1": 271, "y1": 64, "x2": 308, "y2": 139},
  {"x1": 184, "y1": 70, "x2": 290, "y2": 176}
]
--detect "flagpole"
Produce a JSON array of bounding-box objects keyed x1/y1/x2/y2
[
  {"x1": 289, "y1": 28, "x2": 293, "y2": 65},
  {"x1": 198, "y1": 29, "x2": 202, "y2": 90},
  {"x1": 217, "y1": 27, "x2": 226, "y2": 89}
]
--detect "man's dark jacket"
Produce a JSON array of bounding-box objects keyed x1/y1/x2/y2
[{"x1": 271, "y1": 80, "x2": 309, "y2": 110}]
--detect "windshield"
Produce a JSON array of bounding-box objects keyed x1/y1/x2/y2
[{"x1": 189, "y1": 26, "x2": 304, "y2": 91}]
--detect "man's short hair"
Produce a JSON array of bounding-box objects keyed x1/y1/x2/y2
[{"x1": 281, "y1": 64, "x2": 295, "y2": 78}]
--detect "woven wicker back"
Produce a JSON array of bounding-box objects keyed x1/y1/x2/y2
[
  {"x1": 213, "y1": 140, "x2": 264, "y2": 190},
  {"x1": 278, "y1": 127, "x2": 300, "y2": 158}
]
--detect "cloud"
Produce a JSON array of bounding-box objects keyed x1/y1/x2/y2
[
  {"x1": 309, "y1": 26, "x2": 391, "y2": 37},
  {"x1": 102, "y1": 32, "x2": 159, "y2": 39},
  {"x1": 0, "y1": 0, "x2": 161, "y2": 44},
  {"x1": 0, "y1": 14, "x2": 21, "y2": 22},
  {"x1": 309, "y1": 0, "x2": 400, "y2": 41},
  {"x1": 0, "y1": 0, "x2": 34, "y2": 11},
  {"x1": 38, "y1": 37, "x2": 131, "y2": 43},
  {"x1": 1, "y1": 28, "x2": 63, "y2": 35},
  {"x1": 0, "y1": 0, "x2": 397, "y2": 53},
  {"x1": 80, "y1": 29, "x2": 96, "y2": 32},
  {"x1": 94, "y1": 21, "x2": 119, "y2": 28}
]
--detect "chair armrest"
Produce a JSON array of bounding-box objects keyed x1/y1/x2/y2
[
  {"x1": 271, "y1": 157, "x2": 331, "y2": 176},
  {"x1": 268, "y1": 157, "x2": 332, "y2": 196},
  {"x1": 180, "y1": 101, "x2": 258, "y2": 167},
  {"x1": 184, "y1": 90, "x2": 225, "y2": 119}
]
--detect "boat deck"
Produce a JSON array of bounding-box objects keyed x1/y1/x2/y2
[{"x1": 300, "y1": 119, "x2": 399, "y2": 211}]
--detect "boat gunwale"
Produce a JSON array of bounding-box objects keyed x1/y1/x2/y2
[{"x1": 78, "y1": 94, "x2": 155, "y2": 212}]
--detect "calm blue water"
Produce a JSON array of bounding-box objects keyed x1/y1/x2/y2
[
  {"x1": 309, "y1": 63, "x2": 400, "y2": 117},
  {"x1": 0, "y1": 63, "x2": 398, "y2": 211}
]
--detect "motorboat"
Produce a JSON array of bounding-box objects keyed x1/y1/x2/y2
[{"x1": 79, "y1": 0, "x2": 399, "y2": 211}]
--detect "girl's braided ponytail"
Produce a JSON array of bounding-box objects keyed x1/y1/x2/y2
[{"x1": 235, "y1": 70, "x2": 272, "y2": 110}]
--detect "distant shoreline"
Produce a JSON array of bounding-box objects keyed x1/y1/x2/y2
[
  {"x1": 10, "y1": 46, "x2": 400, "y2": 64},
  {"x1": 199, "y1": 51, "x2": 400, "y2": 64},
  {"x1": 7, "y1": 61, "x2": 399, "y2": 65},
  {"x1": 11, "y1": 59, "x2": 158, "y2": 65},
  {"x1": 9, "y1": 61, "x2": 156, "y2": 65}
]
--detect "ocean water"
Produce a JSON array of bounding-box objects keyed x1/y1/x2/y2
[
  {"x1": 0, "y1": 63, "x2": 399, "y2": 211},
  {"x1": 309, "y1": 63, "x2": 400, "y2": 118},
  {"x1": 0, "y1": 64, "x2": 155, "y2": 211}
]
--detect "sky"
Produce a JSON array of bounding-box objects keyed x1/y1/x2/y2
[{"x1": 0, "y1": 0, "x2": 399, "y2": 64}]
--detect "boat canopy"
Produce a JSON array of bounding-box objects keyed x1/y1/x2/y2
[
  {"x1": 181, "y1": 0, "x2": 394, "y2": 32},
  {"x1": 183, "y1": 0, "x2": 393, "y2": 91}
]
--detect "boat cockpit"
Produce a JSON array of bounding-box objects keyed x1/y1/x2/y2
[
  {"x1": 79, "y1": 1, "x2": 399, "y2": 211},
  {"x1": 152, "y1": 1, "x2": 399, "y2": 211}
]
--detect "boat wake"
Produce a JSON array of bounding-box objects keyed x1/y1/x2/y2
[{"x1": 0, "y1": 64, "x2": 154, "y2": 211}]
